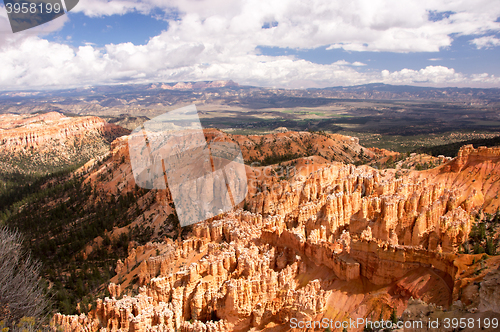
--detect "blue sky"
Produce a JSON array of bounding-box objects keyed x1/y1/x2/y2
[
  {"x1": 0, "y1": 0, "x2": 499, "y2": 89},
  {"x1": 48, "y1": 12, "x2": 169, "y2": 46}
]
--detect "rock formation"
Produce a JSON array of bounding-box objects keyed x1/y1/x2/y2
[
  {"x1": 203, "y1": 129, "x2": 379, "y2": 166},
  {"x1": 0, "y1": 112, "x2": 129, "y2": 174},
  {"x1": 52, "y1": 143, "x2": 500, "y2": 332}
]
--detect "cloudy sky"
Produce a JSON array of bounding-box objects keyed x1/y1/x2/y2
[{"x1": 0, "y1": 0, "x2": 499, "y2": 90}]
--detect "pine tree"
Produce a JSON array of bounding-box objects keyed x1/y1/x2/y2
[
  {"x1": 486, "y1": 236, "x2": 496, "y2": 255},
  {"x1": 390, "y1": 308, "x2": 398, "y2": 324}
]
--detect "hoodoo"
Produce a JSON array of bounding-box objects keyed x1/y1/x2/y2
[{"x1": 52, "y1": 139, "x2": 500, "y2": 332}]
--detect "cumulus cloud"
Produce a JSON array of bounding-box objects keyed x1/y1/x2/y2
[
  {"x1": 0, "y1": 35, "x2": 496, "y2": 89},
  {"x1": 56, "y1": 0, "x2": 499, "y2": 53},
  {"x1": 470, "y1": 73, "x2": 500, "y2": 84},
  {"x1": 71, "y1": 0, "x2": 157, "y2": 17},
  {"x1": 381, "y1": 66, "x2": 465, "y2": 84},
  {"x1": 0, "y1": 0, "x2": 499, "y2": 89},
  {"x1": 0, "y1": 35, "x2": 365, "y2": 88},
  {"x1": 471, "y1": 35, "x2": 500, "y2": 49}
]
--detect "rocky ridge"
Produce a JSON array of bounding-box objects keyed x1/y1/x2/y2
[{"x1": 0, "y1": 112, "x2": 129, "y2": 174}]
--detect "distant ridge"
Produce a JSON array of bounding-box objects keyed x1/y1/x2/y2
[
  {"x1": 309, "y1": 83, "x2": 500, "y2": 101},
  {"x1": 1, "y1": 81, "x2": 499, "y2": 100},
  {"x1": 0, "y1": 81, "x2": 498, "y2": 117}
]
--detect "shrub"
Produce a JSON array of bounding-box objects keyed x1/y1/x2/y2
[{"x1": 0, "y1": 227, "x2": 48, "y2": 327}]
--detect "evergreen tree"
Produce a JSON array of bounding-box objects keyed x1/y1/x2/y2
[{"x1": 390, "y1": 308, "x2": 398, "y2": 324}]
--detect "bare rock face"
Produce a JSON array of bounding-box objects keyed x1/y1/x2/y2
[
  {"x1": 0, "y1": 112, "x2": 129, "y2": 174},
  {"x1": 52, "y1": 143, "x2": 500, "y2": 332},
  {"x1": 250, "y1": 162, "x2": 473, "y2": 254},
  {"x1": 478, "y1": 269, "x2": 500, "y2": 313},
  {"x1": 446, "y1": 144, "x2": 500, "y2": 173},
  {"x1": 0, "y1": 112, "x2": 127, "y2": 150}
]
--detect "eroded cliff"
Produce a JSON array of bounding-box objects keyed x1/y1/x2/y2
[
  {"x1": 52, "y1": 142, "x2": 500, "y2": 332},
  {"x1": 0, "y1": 112, "x2": 129, "y2": 174}
]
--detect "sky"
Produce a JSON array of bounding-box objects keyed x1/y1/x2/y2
[{"x1": 0, "y1": 0, "x2": 499, "y2": 90}]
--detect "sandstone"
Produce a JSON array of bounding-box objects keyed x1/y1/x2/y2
[
  {"x1": 0, "y1": 112, "x2": 129, "y2": 174},
  {"x1": 52, "y1": 139, "x2": 500, "y2": 332}
]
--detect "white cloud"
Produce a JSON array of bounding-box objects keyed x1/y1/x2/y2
[
  {"x1": 0, "y1": 0, "x2": 499, "y2": 89},
  {"x1": 332, "y1": 60, "x2": 351, "y2": 66},
  {"x1": 0, "y1": 36, "x2": 363, "y2": 88},
  {"x1": 332, "y1": 60, "x2": 367, "y2": 66},
  {"x1": 471, "y1": 35, "x2": 500, "y2": 49},
  {"x1": 66, "y1": 0, "x2": 500, "y2": 53},
  {"x1": 326, "y1": 44, "x2": 342, "y2": 50},
  {"x1": 380, "y1": 65, "x2": 466, "y2": 85},
  {"x1": 470, "y1": 73, "x2": 500, "y2": 84},
  {"x1": 0, "y1": 35, "x2": 497, "y2": 89},
  {"x1": 71, "y1": 0, "x2": 155, "y2": 17}
]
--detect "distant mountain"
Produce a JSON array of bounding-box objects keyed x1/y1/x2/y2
[
  {"x1": 0, "y1": 80, "x2": 240, "y2": 100},
  {"x1": 313, "y1": 83, "x2": 500, "y2": 102},
  {"x1": 0, "y1": 81, "x2": 498, "y2": 117}
]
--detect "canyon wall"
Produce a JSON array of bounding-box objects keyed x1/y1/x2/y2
[
  {"x1": 52, "y1": 144, "x2": 500, "y2": 331},
  {"x1": 0, "y1": 112, "x2": 129, "y2": 174}
]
